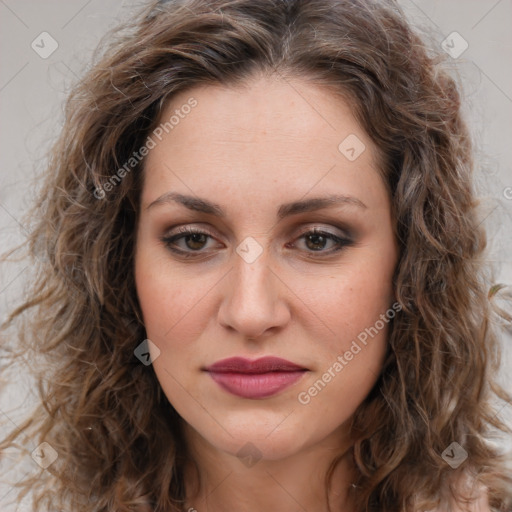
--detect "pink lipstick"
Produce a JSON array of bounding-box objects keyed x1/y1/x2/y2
[{"x1": 204, "y1": 357, "x2": 308, "y2": 399}]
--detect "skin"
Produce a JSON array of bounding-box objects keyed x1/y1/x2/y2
[{"x1": 134, "y1": 73, "x2": 400, "y2": 511}]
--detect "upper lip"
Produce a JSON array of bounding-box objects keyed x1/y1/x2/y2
[{"x1": 204, "y1": 357, "x2": 307, "y2": 374}]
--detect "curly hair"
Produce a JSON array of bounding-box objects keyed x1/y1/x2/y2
[{"x1": 1, "y1": 0, "x2": 511, "y2": 511}]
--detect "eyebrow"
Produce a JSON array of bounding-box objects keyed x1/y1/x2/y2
[{"x1": 145, "y1": 192, "x2": 367, "y2": 218}]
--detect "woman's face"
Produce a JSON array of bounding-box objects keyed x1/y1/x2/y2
[{"x1": 134, "y1": 75, "x2": 398, "y2": 462}]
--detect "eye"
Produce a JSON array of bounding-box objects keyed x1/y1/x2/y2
[
  {"x1": 161, "y1": 226, "x2": 354, "y2": 258},
  {"x1": 161, "y1": 226, "x2": 218, "y2": 257},
  {"x1": 287, "y1": 227, "x2": 354, "y2": 257}
]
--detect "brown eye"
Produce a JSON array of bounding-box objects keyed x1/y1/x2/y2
[
  {"x1": 161, "y1": 227, "x2": 218, "y2": 256},
  {"x1": 287, "y1": 228, "x2": 353, "y2": 257},
  {"x1": 161, "y1": 226, "x2": 353, "y2": 259}
]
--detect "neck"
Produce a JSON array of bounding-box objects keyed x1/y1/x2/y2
[{"x1": 181, "y1": 421, "x2": 357, "y2": 512}]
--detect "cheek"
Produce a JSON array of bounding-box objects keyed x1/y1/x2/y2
[
  {"x1": 297, "y1": 313, "x2": 390, "y2": 422},
  {"x1": 134, "y1": 252, "x2": 203, "y2": 405},
  {"x1": 292, "y1": 262, "x2": 395, "y2": 352},
  {"x1": 134, "y1": 247, "x2": 211, "y2": 342}
]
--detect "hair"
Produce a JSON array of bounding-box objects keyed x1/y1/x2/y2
[{"x1": 1, "y1": 0, "x2": 511, "y2": 510}]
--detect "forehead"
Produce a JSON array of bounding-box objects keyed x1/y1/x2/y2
[
  {"x1": 141, "y1": 75, "x2": 389, "y2": 213},
  {"x1": 155, "y1": 75, "x2": 373, "y2": 150}
]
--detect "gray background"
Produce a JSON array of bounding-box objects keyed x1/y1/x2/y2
[{"x1": 1, "y1": 1, "x2": 511, "y2": 510}]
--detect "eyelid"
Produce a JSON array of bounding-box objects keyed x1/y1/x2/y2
[
  {"x1": 172, "y1": 225, "x2": 216, "y2": 237},
  {"x1": 161, "y1": 223, "x2": 354, "y2": 260},
  {"x1": 293, "y1": 223, "x2": 349, "y2": 238},
  {"x1": 163, "y1": 222, "x2": 349, "y2": 241}
]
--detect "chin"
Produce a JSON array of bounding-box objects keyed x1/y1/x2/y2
[
  {"x1": 194, "y1": 415, "x2": 320, "y2": 463},
  {"x1": 223, "y1": 433, "x2": 306, "y2": 462}
]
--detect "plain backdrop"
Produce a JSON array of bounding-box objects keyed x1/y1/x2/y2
[{"x1": 1, "y1": 1, "x2": 511, "y2": 510}]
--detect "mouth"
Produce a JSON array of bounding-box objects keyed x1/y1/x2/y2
[{"x1": 204, "y1": 356, "x2": 308, "y2": 399}]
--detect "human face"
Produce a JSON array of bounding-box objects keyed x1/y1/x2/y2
[{"x1": 134, "y1": 75, "x2": 398, "y2": 462}]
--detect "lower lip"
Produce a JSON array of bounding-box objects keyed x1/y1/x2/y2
[{"x1": 207, "y1": 371, "x2": 307, "y2": 399}]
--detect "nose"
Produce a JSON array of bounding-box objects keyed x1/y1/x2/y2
[{"x1": 217, "y1": 243, "x2": 291, "y2": 340}]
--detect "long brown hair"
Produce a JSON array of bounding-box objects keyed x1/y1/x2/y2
[{"x1": 1, "y1": 0, "x2": 511, "y2": 510}]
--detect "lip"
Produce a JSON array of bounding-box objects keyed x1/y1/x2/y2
[{"x1": 204, "y1": 357, "x2": 308, "y2": 399}]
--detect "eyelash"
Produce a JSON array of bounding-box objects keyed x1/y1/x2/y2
[{"x1": 160, "y1": 226, "x2": 353, "y2": 259}]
